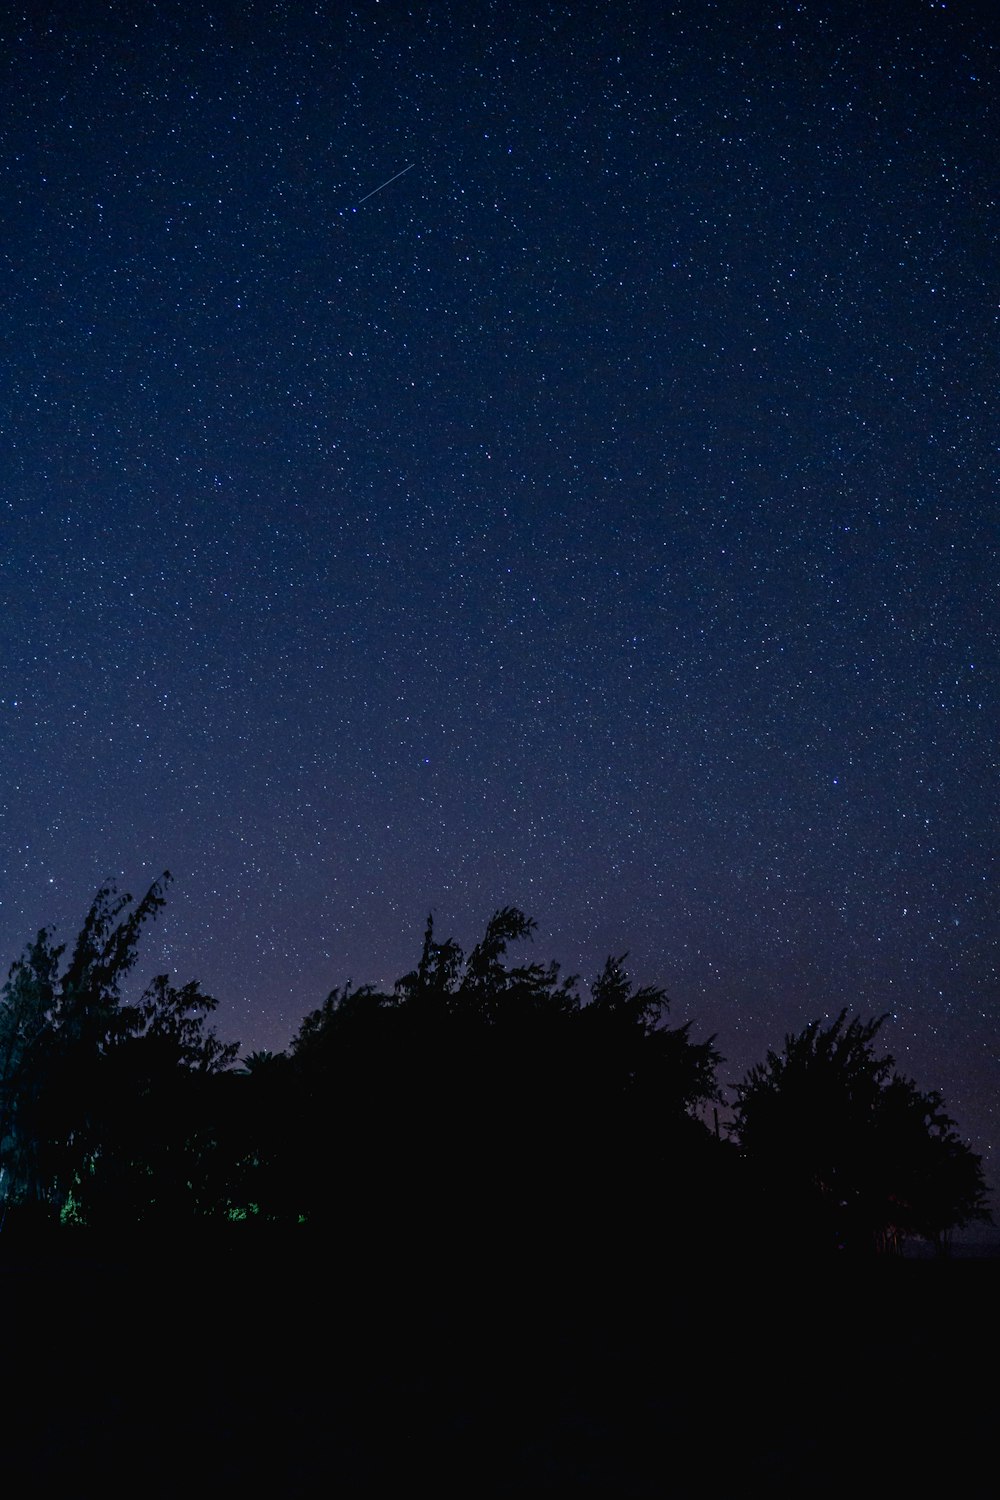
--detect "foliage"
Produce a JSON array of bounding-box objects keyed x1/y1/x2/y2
[
  {"x1": 731, "y1": 1010, "x2": 990, "y2": 1253},
  {"x1": 0, "y1": 875, "x2": 237, "y2": 1227},
  {"x1": 0, "y1": 884, "x2": 987, "y2": 1256},
  {"x1": 275, "y1": 909, "x2": 724, "y2": 1240}
]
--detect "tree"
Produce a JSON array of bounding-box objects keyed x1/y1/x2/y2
[
  {"x1": 0, "y1": 927, "x2": 64, "y2": 1219},
  {"x1": 67, "y1": 974, "x2": 239, "y2": 1228},
  {"x1": 583, "y1": 953, "x2": 721, "y2": 1116},
  {"x1": 0, "y1": 875, "x2": 239, "y2": 1228},
  {"x1": 279, "y1": 911, "x2": 723, "y2": 1245},
  {"x1": 731, "y1": 1010, "x2": 990, "y2": 1255},
  {"x1": 871, "y1": 1071, "x2": 991, "y2": 1253},
  {"x1": 0, "y1": 877, "x2": 171, "y2": 1221}
]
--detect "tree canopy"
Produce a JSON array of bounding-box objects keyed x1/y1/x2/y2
[
  {"x1": 0, "y1": 881, "x2": 988, "y2": 1258},
  {"x1": 731, "y1": 1010, "x2": 989, "y2": 1254},
  {"x1": 0, "y1": 875, "x2": 236, "y2": 1228}
]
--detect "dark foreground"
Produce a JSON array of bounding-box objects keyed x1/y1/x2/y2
[{"x1": 2, "y1": 1226, "x2": 995, "y2": 1496}]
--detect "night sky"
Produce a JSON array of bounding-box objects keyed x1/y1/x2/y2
[{"x1": 2, "y1": 3, "x2": 996, "y2": 1189}]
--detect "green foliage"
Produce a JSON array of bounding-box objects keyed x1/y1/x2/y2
[
  {"x1": 0, "y1": 875, "x2": 239, "y2": 1227},
  {"x1": 0, "y1": 885, "x2": 986, "y2": 1255}
]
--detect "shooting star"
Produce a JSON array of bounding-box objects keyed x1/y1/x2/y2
[{"x1": 351, "y1": 163, "x2": 415, "y2": 209}]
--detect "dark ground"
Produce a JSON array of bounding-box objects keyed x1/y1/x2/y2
[{"x1": 2, "y1": 1227, "x2": 995, "y2": 1495}]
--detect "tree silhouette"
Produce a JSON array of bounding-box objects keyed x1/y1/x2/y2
[
  {"x1": 276, "y1": 909, "x2": 722, "y2": 1245},
  {"x1": 731, "y1": 1010, "x2": 989, "y2": 1254},
  {"x1": 0, "y1": 875, "x2": 238, "y2": 1228},
  {"x1": 66, "y1": 973, "x2": 239, "y2": 1228},
  {"x1": 0, "y1": 926, "x2": 63, "y2": 1218},
  {"x1": 2, "y1": 883, "x2": 987, "y2": 1257},
  {"x1": 0, "y1": 878, "x2": 169, "y2": 1222},
  {"x1": 584, "y1": 953, "x2": 720, "y2": 1114}
]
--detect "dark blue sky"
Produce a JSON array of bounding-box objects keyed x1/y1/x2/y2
[{"x1": 2, "y1": 1, "x2": 996, "y2": 1181}]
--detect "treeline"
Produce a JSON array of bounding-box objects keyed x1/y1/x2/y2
[{"x1": 0, "y1": 874, "x2": 989, "y2": 1255}]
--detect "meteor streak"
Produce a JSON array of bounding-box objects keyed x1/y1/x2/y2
[{"x1": 352, "y1": 163, "x2": 415, "y2": 207}]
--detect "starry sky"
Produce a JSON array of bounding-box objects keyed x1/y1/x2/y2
[{"x1": 2, "y1": 1, "x2": 996, "y2": 1186}]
